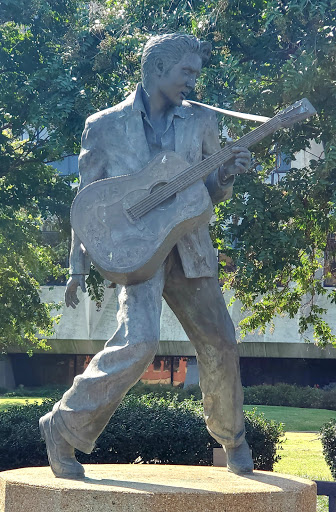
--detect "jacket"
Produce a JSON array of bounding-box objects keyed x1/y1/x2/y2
[{"x1": 69, "y1": 84, "x2": 234, "y2": 279}]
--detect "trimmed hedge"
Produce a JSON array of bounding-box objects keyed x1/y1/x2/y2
[
  {"x1": 132, "y1": 383, "x2": 336, "y2": 410},
  {"x1": 0, "y1": 394, "x2": 283, "y2": 472},
  {"x1": 128, "y1": 382, "x2": 202, "y2": 401},
  {"x1": 320, "y1": 419, "x2": 336, "y2": 479},
  {"x1": 244, "y1": 383, "x2": 336, "y2": 410},
  {"x1": 4, "y1": 382, "x2": 336, "y2": 410}
]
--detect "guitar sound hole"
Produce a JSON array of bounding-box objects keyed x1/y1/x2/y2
[{"x1": 150, "y1": 182, "x2": 176, "y2": 210}]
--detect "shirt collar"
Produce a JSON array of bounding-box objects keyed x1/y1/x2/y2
[{"x1": 132, "y1": 83, "x2": 187, "y2": 119}]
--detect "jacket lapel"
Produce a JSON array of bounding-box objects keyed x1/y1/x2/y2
[
  {"x1": 174, "y1": 106, "x2": 200, "y2": 165},
  {"x1": 174, "y1": 116, "x2": 186, "y2": 157},
  {"x1": 124, "y1": 109, "x2": 151, "y2": 167}
]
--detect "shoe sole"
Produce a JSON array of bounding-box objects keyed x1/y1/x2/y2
[{"x1": 227, "y1": 466, "x2": 254, "y2": 475}]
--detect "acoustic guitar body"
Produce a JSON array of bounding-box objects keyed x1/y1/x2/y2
[{"x1": 71, "y1": 151, "x2": 213, "y2": 285}]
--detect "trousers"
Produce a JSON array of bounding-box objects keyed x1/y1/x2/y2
[{"x1": 53, "y1": 248, "x2": 245, "y2": 453}]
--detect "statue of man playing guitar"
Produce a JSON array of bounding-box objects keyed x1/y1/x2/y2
[{"x1": 39, "y1": 33, "x2": 254, "y2": 478}]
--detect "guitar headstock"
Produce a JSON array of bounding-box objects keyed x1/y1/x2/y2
[{"x1": 275, "y1": 98, "x2": 317, "y2": 128}]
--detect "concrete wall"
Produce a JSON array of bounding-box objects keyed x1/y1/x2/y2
[{"x1": 7, "y1": 283, "x2": 333, "y2": 360}]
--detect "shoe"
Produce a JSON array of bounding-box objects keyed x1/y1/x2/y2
[
  {"x1": 226, "y1": 440, "x2": 254, "y2": 475},
  {"x1": 39, "y1": 412, "x2": 85, "y2": 479}
]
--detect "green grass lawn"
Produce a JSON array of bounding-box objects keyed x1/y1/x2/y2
[
  {"x1": 275, "y1": 432, "x2": 331, "y2": 480},
  {"x1": 274, "y1": 432, "x2": 332, "y2": 512},
  {"x1": 244, "y1": 404, "x2": 336, "y2": 432},
  {"x1": 242, "y1": 405, "x2": 336, "y2": 511},
  {"x1": 0, "y1": 398, "x2": 43, "y2": 412}
]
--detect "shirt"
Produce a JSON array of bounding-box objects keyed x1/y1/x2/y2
[{"x1": 132, "y1": 85, "x2": 185, "y2": 158}]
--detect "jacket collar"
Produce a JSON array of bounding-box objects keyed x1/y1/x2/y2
[{"x1": 130, "y1": 83, "x2": 191, "y2": 119}]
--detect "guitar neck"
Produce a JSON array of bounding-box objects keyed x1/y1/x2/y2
[
  {"x1": 128, "y1": 115, "x2": 280, "y2": 220},
  {"x1": 186, "y1": 114, "x2": 281, "y2": 184}
]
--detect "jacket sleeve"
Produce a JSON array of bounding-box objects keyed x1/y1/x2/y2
[
  {"x1": 202, "y1": 110, "x2": 235, "y2": 204},
  {"x1": 69, "y1": 117, "x2": 107, "y2": 275}
]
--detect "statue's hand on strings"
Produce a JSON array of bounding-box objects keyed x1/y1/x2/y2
[{"x1": 219, "y1": 145, "x2": 251, "y2": 180}]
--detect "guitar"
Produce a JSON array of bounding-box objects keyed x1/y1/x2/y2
[{"x1": 71, "y1": 98, "x2": 316, "y2": 285}]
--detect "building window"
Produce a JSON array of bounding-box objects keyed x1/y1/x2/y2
[{"x1": 153, "y1": 357, "x2": 161, "y2": 371}]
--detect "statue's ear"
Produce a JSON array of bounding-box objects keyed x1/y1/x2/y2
[
  {"x1": 200, "y1": 42, "x2": 212, "y2": 64},
  {"x1": 154, "y1": 57, "x2": 164, "y2": 76}
]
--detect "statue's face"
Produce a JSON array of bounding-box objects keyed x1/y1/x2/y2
[{"x1": 157, "y1": 52, "x2": 202, "y2": 107}]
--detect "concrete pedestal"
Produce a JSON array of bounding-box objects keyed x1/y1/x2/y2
[{"x1": 0, "y1": 464, "x2": 316, "y2": 512}]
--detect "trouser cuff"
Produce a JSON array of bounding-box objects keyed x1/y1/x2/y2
[
  {"x1": 208, "y1": 426, "x2": 246, "y2": 449},
  {"x1": 52, "y1": 401, "x2": 95, "y2": 455}
]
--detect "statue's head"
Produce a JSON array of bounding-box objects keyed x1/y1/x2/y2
[{"x1": 141, "y1": 33, "x2": 212, "y2": 90}]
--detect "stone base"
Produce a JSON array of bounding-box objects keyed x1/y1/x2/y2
[
  {"x1": 0, "y1": 464, "x2": 316, "y2": 512},
  {"x1": 213, "y1": 446, "x2": 227, "y2": 466}
]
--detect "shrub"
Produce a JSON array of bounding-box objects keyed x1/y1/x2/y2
[
  {"x1": 7, "y1": 382, "x2": 336, "y2": 410},
  {"x1": 243, "y1": 383, "x2": 336, "y2": 410},
  {"x1": 320, "y1": 419, "x2": 336, "y2": 479},
  {"x1": 320, "y1": 390, "x2": 336, "y2": 411},
  {"x1": 0, "y1": 394, "x2": 283, "y2": 472},
  {"x1": 133, "y1": 383, "x2": 336, "y2": 410},
  {"x1": 0, "y1": 399, "x2": 51, "y2": 471},
  {"x1": 245, "y1": 409, "x2": 284, "y2": 470},
  {"x1": 322, "y1": 382, "x2": 336, "y2": 392},
  {"x1": 80, "y1": 394, "x2": 212, "y2": 466},
  {"x1": 128, "y1": 382, "x2": 202, "y2": 401}
]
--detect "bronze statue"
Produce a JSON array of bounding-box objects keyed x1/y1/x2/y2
[{"x1": 39, "y1": 33, "x2": 254, "y2": 478}]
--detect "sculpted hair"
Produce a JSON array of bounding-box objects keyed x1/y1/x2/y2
[{"x1": 141, "y1": 33, "x2": 212, "y2": 89}]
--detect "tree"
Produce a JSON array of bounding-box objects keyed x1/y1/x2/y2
[
  {"x1": 0, "y1": 0, "x2": 82, "y2": 351},
  {"x1": 197, "y1": 0, "x2": 336, "y2": 345},
  {"x1": 1, "y1": 0, "x2": 335, "y2": 350}
]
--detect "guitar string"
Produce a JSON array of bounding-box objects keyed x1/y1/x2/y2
[
  {"x1": 129, "y1": 145, "x2": 243, "y2": 217},
  {"x1": 131, "y1": 104, "x2": 315, "y2": 216},
  {"x1": 130, "y1": 158, "x2": 220, "y2": 216},
  {"x1": 129, "y1": 132, "x2": 255, "y2": 217},
  {"x1": 128, "y1": 165, "x2": 211, "y2": 218},
  {"x1": 128, "y1": 106, "x2": 311, "y2": 217},
  {"x1": 128, "y1": 155, "x2": 222, "y2": 218},
  {"x1": 127, "y1": 143, "x2": 243, "y2": 217},
  {"x1": 129, "y1": 137, "x2": 268, "y2": 218},
  {"x1": 131, "y1": 150, "x2": 229, "y2": 218},
  {"x1": 127, "y1": 118, "x2": 280, "y2": 218},
  {"x1": 129, "y1": 119, "x2": 279, "y2": 218},
  {"x1": 127, "y1": 127, "x2": 276, "y2": 217},
  {"x1": 152, "y1": 117, "x2": 282, "y2": 211},
  {"x1": 129, "y1": 117, "x2": 282, "y2": 217}
]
